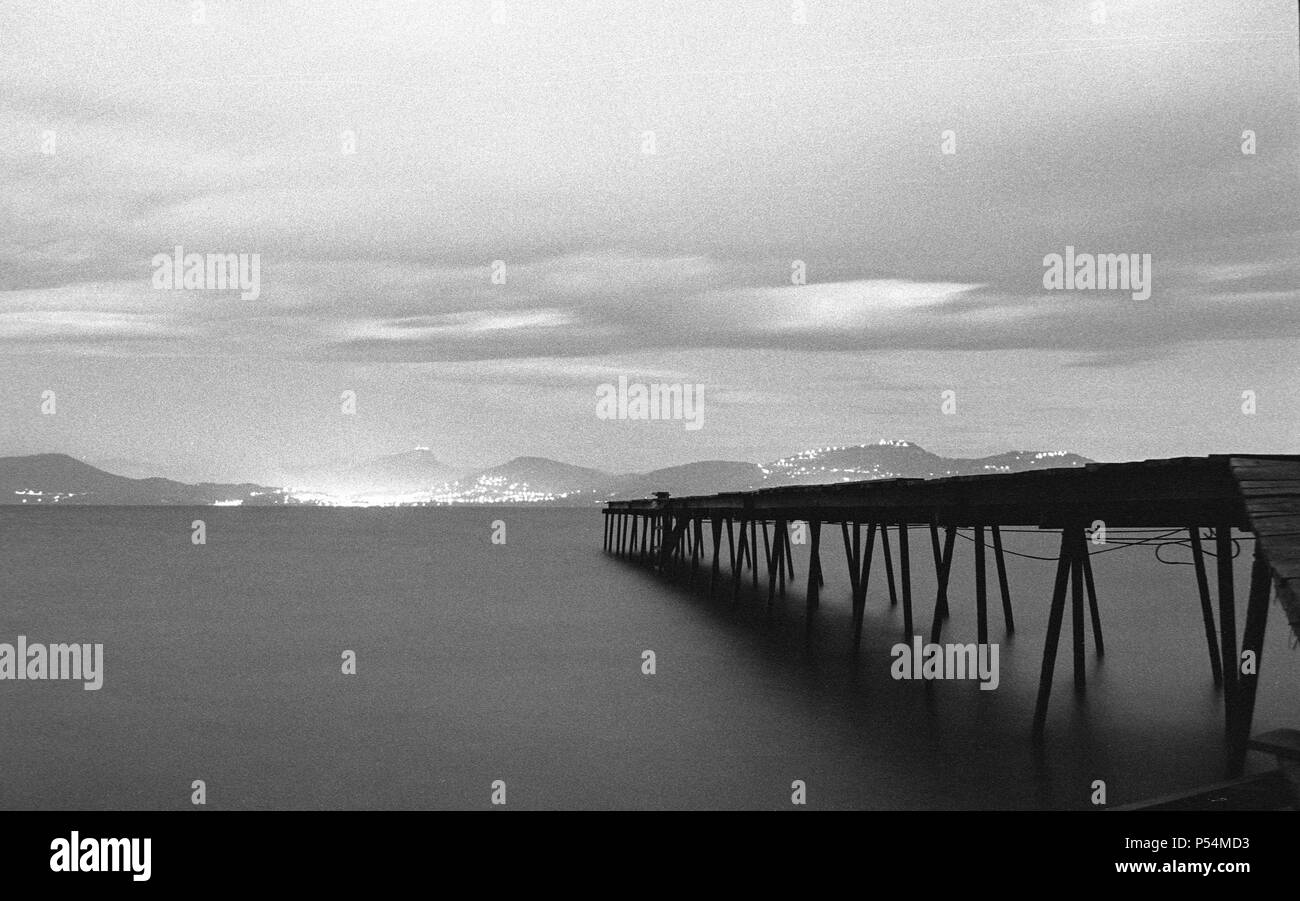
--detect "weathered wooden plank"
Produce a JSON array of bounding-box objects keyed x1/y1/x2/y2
[
  {"x1": 1235, "y1": 480, "x2": 1300, "y2": 493},
  {"x1": 1242, "y1": 505, "x2": 1300, "y2": 518},
  {"x1": 1236, "y1": 491, "x2": 1300, "y2": 501},
  {"x1": 1251, "y1": 529, "x2": 1300, "y2": 543},
  {"x1": 1247, "y1": 513, "x2": 1300, "y2": 528},
  {"x1": 1230, "y1": 459, "x2": 1300, "y2": 475}
]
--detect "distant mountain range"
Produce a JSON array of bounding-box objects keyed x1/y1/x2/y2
[
  {"x1": 0, "y1": 454, "x2": 290, "y2": 505},
  {"x1": 0, "y1": 441, "x2": 1093, "y2": 506}
]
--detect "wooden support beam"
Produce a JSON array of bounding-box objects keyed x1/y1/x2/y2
[
  {"x1": 687, "y1": 517, "x2": 701, "y2": 586},
  {"x1": 657, "y1": 514, "x2": 671, "y2": 570},
  {"x1": 750, "y1": 519, "x2": 759, "y2": 593},
  {"x1": 629, "y1": 515, "x2": 639, "y2": 561},
  {"x1": 736, "y1": 516, "x2": 748, "y2": 571},
  {"x1": 709, "y1": 516, "x2": 723, "y2": 596},
  {"x1": 853, "y1": 523, "x2": 877, "y2": 649},
  {"x1": 739, "y1": 517, "x2": 749, "y2": 566},
  {"x1": 841, "y1": 521, "x2": 861, "y2": 605},
  {"x1": 806, "y1": 520, "x2": 822, "y2": 612},
  {"x1": 726, "y1": 516, "x2": 737, "y2": 575},
  {"x1": 1082, "y1": 545, "x2": 1104, "y2": 657},
  {"x1": 899, "y1": 524, "x2": 913, "y2": 637},
  {"x1": 975, "y1": 525, "x2": 988, "y2": 645},
  {"x1": 774, "y1": 520, "x2": 785, "y2": 598},
  {"x1": 774, "y1": 519, "x2": 785, "y2": 598},
  {"x1": 880, "y1": 524, "x2": 898, "y2": 608},
  {"x1": 930, "y1": 523, "x2": 951, "y2": 620},
  {"x1": 765, "y1": 520, "x2": 779, "y2": 610},
  {"x1": 1227, "y1": 546, "x2": 1273, "y2": 777},
  {"x1": 1217, "y1": 525, "x2": 1238, "y2": 738},
  {"x1": 1032, "y1": 528, "x2": 1076, "y2": 742},
  {"x1": 1070, "y1": 526, "x2": 1086, "y2": 692},
  {"x1": 940, "y1": 525, "x2": 956, "y2": 610},
  {"x1": 732, "y1": 516, "x2": 745, "y2": 604},
  {"x1": 685, "y1": 517, "x2": 694, "y2": 575},
  {"x1": 783, "y1": 521, "x2": 796, "y2": 584},
  {"x1": 929, "y1": 525, "x2": 957, "y2": 643},
  {"x1": 1188, "y1": 527, "x2": 1224, "y2": 687},
  {"x1": 992, "y1": 525, "x2": 1014, "y2": 633}
]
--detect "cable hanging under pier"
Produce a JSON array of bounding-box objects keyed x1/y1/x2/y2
[{"x1": 947, "y1": 526, "x2": 1249, "y2": 564}]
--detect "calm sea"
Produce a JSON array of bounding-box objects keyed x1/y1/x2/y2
[{"x1": 0, "y1": 507, "x2": 1295, "y2": 809}]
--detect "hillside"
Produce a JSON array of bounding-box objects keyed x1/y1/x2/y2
[{"x1": 0, "y1": 454, "x2": 286, "y2": 505}]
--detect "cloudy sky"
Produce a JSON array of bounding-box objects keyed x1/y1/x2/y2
[{"x1": 2, "y1": 0, "x2": 1297, "y2": 483}]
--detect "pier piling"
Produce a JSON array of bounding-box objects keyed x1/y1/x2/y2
[{"x1": 1188, "y1": 527, "x2": 1225, "y2": 687}]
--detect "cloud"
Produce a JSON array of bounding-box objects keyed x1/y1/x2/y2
[
  {"x1": 5, "y1": 245, "x2": 1300, "y2": 365},
  {"x1": 0, "y1": 0, "x2": 1296, "y2": 372},
  {"x1": 0, "y1": 309, "x2": 178, "y2": 342}
]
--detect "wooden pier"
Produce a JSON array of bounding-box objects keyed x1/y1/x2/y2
[{"x1": 602, "y1": 455, "x2": 1300, "y2": 777}]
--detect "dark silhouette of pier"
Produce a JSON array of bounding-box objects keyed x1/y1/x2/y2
[{"x1": 602, "y1": 455, "x2": 1300, "y2": 780}]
